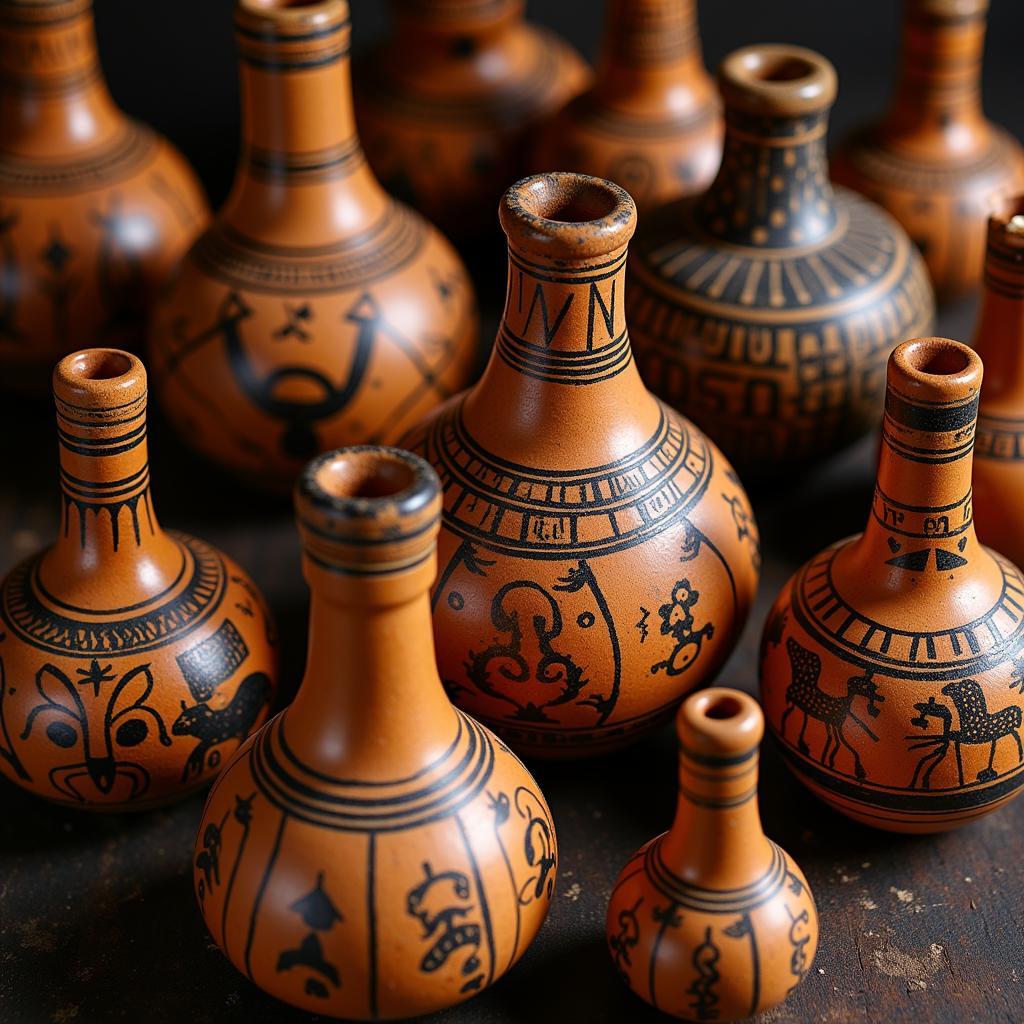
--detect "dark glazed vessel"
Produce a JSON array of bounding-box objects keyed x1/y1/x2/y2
[
  {"x1": 148, "y1": 0, "x2": 478, "y2": 490},
  {"x1": 832, "y1": 0, "x2": 1024, "y2": 299},
  {"x1": 973, "y1": 199, "x2": 1024, "y2": 567},
  {"x1": 0, "y1": 0, "x2": 209, "y2": 391},
  {"x1": 194, "y1": 446, "x2": 556, "y2": 1019},
  {"x1": 354, "y1": 0, "x2": 589, "y2": 239},
  {"x1": 606, "y1": 688, "x2": 818, "y2": 1021},
  {"x1": 0, "y1": 349, "x2": 277, "y2": 809},
  {"x1": 533, "y1": 0, "x2": 722, "y2": 211},
  {"x1": 628, "y1": 45, "x2": 935, "y2": 475},
  {"x1": 761, "y1": 338, "x2": 1024, "y2": 832},
  {"x1": 403, "y1": 173, "x2": 760, "y2": 758}
]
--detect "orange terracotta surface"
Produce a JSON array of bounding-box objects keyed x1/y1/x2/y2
[
  {"x1": 354, "y1": 0, "x2": 589, "y2": 239},
  {"x1": 0, "y1": 0, "x2": 209, "y2": 392},
  {"x1": 627, "y1": 45, "x2": 935, "y2": 476},
  {"x1": 148, "y1": 0, "x2": 478, "y2": 490},
  {"x1": 403, "y1": 173, "x2": 760, "y2": 758},
  {"x1": 972, "y1": 199, "x2": 1024, "y2": 569},
  {"x1": 0, "y1": 349, "x2": 277, "y2": 810},
  {"x1": 760, "y1": 338, "x2": 1024, "y2": 833},
  {"x1": 532, "y1": 0, "x2": 722, "y2": 212},
  {"x1": 194, "y1": 446, "x2": 556, "y2": 1019},
  {"x1": 832, "y1": 0, "x2": 1024, "y2": 300},
  {"x1": 606, "y1": 688, "x2": 818, "y2": 1021}
]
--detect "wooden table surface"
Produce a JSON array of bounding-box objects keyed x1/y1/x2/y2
[{"x1": 3, "y1": 291, "x2": 1023, "y2": 1024}]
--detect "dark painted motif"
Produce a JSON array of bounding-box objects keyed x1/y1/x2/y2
[
  {"x1": 650, "y1": 578, "x2": 715, "y2": 679},
  {"x1": 277, "y1": 873, "x2": 344, "y2": 999}
]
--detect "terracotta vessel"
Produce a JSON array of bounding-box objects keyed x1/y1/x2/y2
[
  {"x1": 973, "y1": 199, "x2": 1024, "y2": 568},
  {"x1": 532, "y1": 0, "x2": 722, "y2": 212},
  {"x1": 403, "y1": 173, "x2": 760, "y2": 758},
  {"x1": 627, "y1": 45, "x2": 935, "y2": 475},
  {"x1": 194, "y1": 446, "x2": 556, "y2": 1019},
  {"x1": 0, "y1": 349, "x2": 277, "y2": 810},
  {"x1": 761, "y1": 337, "x2": 1024, "y2": 833},
  {"x1": 832, "y1": 0, "x2": 1024, "y2": 300},
  {"x1": 606, "y1": 688, "x2": 818, "y2": 1021},
  {"x1": 148, "y1": 0, "x2": 478, "y2": 491},
  {"x1": 354, "y1": 0, "x2": 589, "y2": 239},
  {"x1": 0, "y1": 0, "x2": 209, "y2": 392}
]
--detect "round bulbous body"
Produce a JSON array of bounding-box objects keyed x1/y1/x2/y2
[
  {"x1": 532, "y1": 0, "x2": 722, "y2": 211},
  {"x1": 831, "y1": 0, "x2": 1024, "y2": 299},
  {"x1": 354, "y1": 0, "x2": 589, "y2": 239},
  {"x1": 0, "y1": 0, "x2": 208, "y2": 392},
  {"x1": 606, "y1": 689, "x2": 818, "y2": 1020},
  {"x1": 0, "y1": 349, "x2": 277, "y2": 810},
  {"x1": 195, "y1": 445, "x2": 556, "y2": 1018},
  {"x1": 149, "y1": 0, "x2": 478, "y2": 489},
  {"x1": 971, "y1": 201, "x2": 1024, "y2": 568},
  {"x1": 405, "y1": 174, "x2": 760, "y2": 758},
  {"x1": 627, "y1": 45, "x2": 934, "y2": 475},
  {"x1": 761, "y1": 339, "x2": 1024, "y2": 832},
  {"x1": 196, "y1": 708, "x2": 555, "y2": 1019}
]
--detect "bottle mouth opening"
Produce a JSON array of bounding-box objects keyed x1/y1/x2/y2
[
  {"x1": 719, "y1": 44, "x2": 837, "y2": 117},
  {"x1": 677, "y1": 687, "x2": 764, "y2": 758},
  {"x1": 69, "y1": 350, "x2": 135, "y2": 382},
  {"x1": 53, "y1": 348, "x2": 146, "y2": 410},
  {"x1": 703, "y1": 694, "x2": 745, "y2": 721},
  {"x1": 889, "y1": 338, "x2": 981, "y2": 404},
  {"x1": 500, "y1": 173, "x2": 636, "y2": 261},
  {"x1": 235, "y1": 0, "x2": 348, "y2": 30},
  {"x1": 313, "y1": 449, "x2": 419, "y2": 502}
]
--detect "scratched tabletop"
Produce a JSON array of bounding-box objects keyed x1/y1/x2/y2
[{"x1": 2, "y1": 287, "x2": 1023, "y2": 1024}]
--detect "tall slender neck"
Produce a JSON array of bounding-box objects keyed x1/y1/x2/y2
[
  {"x1": 883, "y1": 0, "x2": 990, "y2": 154},
  {"x1": 463, "y1": 237, "x2": 659, "y2": 466},
  {"x1": 660, "y1": 723, "x2": 773, "y2": 889},
  {"x1": 225, "y1": 1, "x2": 386, "y2": 245},
  {"x1": 40, "y1": 352, "x2": 182, "y2": 609},
  {"x1": 594, "y1": 0, "x2": 711, "y2": 111},
  {"x1": 974, "y1": 212, "x2": 1024, "y2": 407},
  {"x1": 0, "y1": 0, "x2": 124, "y2": 158}
]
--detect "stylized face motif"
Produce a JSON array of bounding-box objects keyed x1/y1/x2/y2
[{"x1": 21, "y1": 660, "x2": 170, "y2": 802}]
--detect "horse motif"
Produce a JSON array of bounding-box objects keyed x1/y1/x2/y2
[
  {"x1": 908, "y1": 679, "x2": 1024, "y2": 788},
  {"x1": 779, "y1": 638, "x2": 885, "y2": 781}
]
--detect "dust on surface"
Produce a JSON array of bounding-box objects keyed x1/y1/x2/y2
[{"x1": 871, "y1": 938, "x2": 946, "y2": 992}]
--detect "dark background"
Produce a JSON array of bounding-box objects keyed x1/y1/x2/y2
[{"x1": 3, "y1": 3, "x2": 1024, "y2": 1024}]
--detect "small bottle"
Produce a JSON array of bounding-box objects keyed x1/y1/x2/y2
[{"x1": 606, "y1": 687, "x2": 818, "y2": 1020}]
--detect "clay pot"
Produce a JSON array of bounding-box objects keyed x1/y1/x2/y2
[
  {"x1": 0, "y1": 349, "x2": 277, "y2": 810},
  {"x1": 532, "y1": 0, "x2": 722, "y2": 212},
  {"x1": 606, "y1": 688, "x2": 818, "y2": 1021},
  {"x1": 627, "y1": 45, "x2": 935, "y2": 476},
  {"x1": 973, "y1": 199, "x2": 1024, "y2": 568},
  {"x1": 148, "y1": 0, "x2": 478, "y2": 491},
  {"x1": 354, "y1": 0, "x2": 589, "y2": 239},
  {"x1": 832, "y1": 0, "x2": 1024, "y2": 300},
  {"x1": 194, "y1": 446, "x2": 556, "y2": 1019},
  {"x1": 761, "y1": 337, "x2": 1024, "y2": 833},
  {"x1": 0, "y1": 0, "x2": 209, "y2": 392},
  {"x1": 403, "y1": 173, "x2": 760, "y2": 758}
]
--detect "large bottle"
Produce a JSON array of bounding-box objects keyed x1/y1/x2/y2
[
  {"x1": 404, "y1": 172, "x2": 760, "y2": 758},
  {"x1": 148, "y1": 0, "x2": 478, "y2": 490},
  {"x1": 0, "y1": 0, "x2": 208, "y2": 391},
  {"x1": 193, "y1": 445, "x2": 556, "y2": 1018}
]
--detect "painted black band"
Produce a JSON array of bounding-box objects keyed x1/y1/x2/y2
[{"x1": 885, "y1": 390, "x2": 979, "y2": 433}]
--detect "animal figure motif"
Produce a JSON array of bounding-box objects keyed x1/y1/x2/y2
[
  {"x1": 909, "y1": 679, "x2": 1024, "y2": 788},
  {"x1": 195, "y1": 811, "x2": 227, "y2": 901},
  {"x1": 650, "y1": 579, "x2": 714, "y2": 678},
  {"x1": 406, "y1": 862, "x2": 483, "y2": 990},
  {"x1": 779, "y1": 638, "x2": 884, "y2": 781},
  {"x1": 172, "y1": 671, "x2": 270, "y2": 780}
]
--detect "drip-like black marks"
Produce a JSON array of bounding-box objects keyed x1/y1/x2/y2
[
  {"x1": 780, "y1": 638, "x2": 883, "y2": 782},
  {"x1": 650, "y1": 578, "x2": 715, "y2": 678},
  {"x1": 276, "y1": 872, "x2": 343, "y2": 999},
  {"x1": 172, "y1": 672, "x2": 271, "y2": 781}
]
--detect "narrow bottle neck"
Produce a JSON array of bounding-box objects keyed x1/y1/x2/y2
[
  {"x1": 225, "y1": 10, "x2": 386, "y2": 243},
  {"x1": 0, "y1": 0, "x2": 123, "y2": 157},
  {"x1": 700, "y1": 106, "x2": 837, "y2": 248},
  {"x1": 287, "y1": 583, "x2": 459, "y2": 779},
  {"x1": 884, "y1": 1, "x2": 989, "y2": 153},
  {"x1": 594, "y1": 0, "x2": 709, "y2": 106},
  {"x1": 41, "y1": 388, "x2": 181, "y2": 606},
  {"x1": 975, "y1": 222, "x2": 1024, "y2": 405},
  {"x1": 660, "y1": 745, "x2": 773, "y2": 889},
  {"x1": 463, "y1": 241, "x2": 660, "y2": 464}
]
